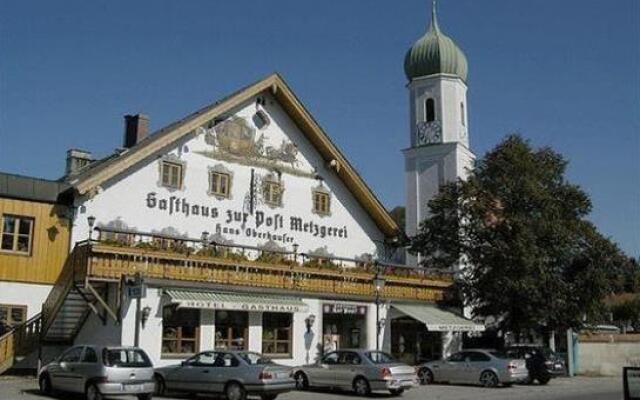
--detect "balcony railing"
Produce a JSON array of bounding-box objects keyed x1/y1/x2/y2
[{"x1": 82, "y1": 227, "x2": 453, "y2": 302}]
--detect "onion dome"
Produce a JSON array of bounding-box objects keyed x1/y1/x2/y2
[{"x1": 404, "y1": 1, "x2": 468, "y2": 82}]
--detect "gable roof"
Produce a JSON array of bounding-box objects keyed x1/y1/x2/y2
[{"x1": 68, "y1": 73, "x2": 401, "y2": 238}]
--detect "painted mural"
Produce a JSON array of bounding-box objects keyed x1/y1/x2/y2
[{"x1": 195, "y1": 116, "x2": 315, "y2": 178}]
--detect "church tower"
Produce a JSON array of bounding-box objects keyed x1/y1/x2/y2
[{"x1": 404, "y1": 1, "x2": 475, "y2": 267}]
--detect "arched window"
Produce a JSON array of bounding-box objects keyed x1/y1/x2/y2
[
  {"x1": 425, "y1": 98, "x2": 435, "y2": 122},
  {"x1": 460, "y1": 102, "x2": 465, "y2": 126}
]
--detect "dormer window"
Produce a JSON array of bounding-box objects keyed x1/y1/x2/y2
[{"x1": 425, "y1": 98, "x2": 436, "y2": 122}]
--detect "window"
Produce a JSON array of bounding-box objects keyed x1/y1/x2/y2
[
  {"x1": 460, "y1": 102, "x2": 466, "y2": 126},
  {"x1": 81, "y1": 347, "x2": 98, "y2": 363},
  {"x1": 59, "y1": 346, "x2": 83, "y2": 363},
  {"x1": 262, "y1": 313, "x2": 292, "y2": 357},
  {"x1": 467, "y1": 351, "x2": 491, "y2": 362},
  {"x1": 321, "y1": 352, "x2": 339, "y2": 365},
  {"x1": 103, "y1": 348, "x2": 152, "y2": 367},
  {"x1": 0, "y1": 304, "x2": 27, "y2": 330},
  {"x1": 447, "y1": 352, "x2": 465, "y2": 362},
  {"x1": 263, "y1": 181, "x2": 283, "y2": 206},
  {"x1": 365, "y1": 351, "x2": 396, "y2": 364},
  {"x1": 215, "y1": 311, "x2": 248, "y2": 350},
  {"x1": 187, "y1": 351, "x2": 217, "y2": 366},
  {"x1": 425, "y1": 98, "x2": 436, "y2": 122},
  {"x1": 162, "y1": 307, "x2": 200, "y2": 356},
  {"x1": 160, "y1": 161, "x2": 183, "y2": 189},
  {"x1": 209, "y1": 171, "x2": 230, "y2": 198},
  {"x1": 340, "y1": 351, "x2": 362, "y2": 365},
  {"x1": 312, "y1": 191, "x2": 330, "y2": 215},
  {"x1": 1, "y1": 215, "x2": 34, "y2": 254}
]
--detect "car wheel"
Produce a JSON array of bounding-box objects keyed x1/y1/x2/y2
[
  {"x1": 86, "y1": 383, "x2": 104, "y2": 400},
  {"x1": 294, "y1": 371, "x2": 309, "y2": 390},
  {"x1": 154, "y1": 375, "x2": 166, "y2": 396},
  {"x1": 39, "y1": 374, "x2": 53, "y2": 396},
  {"x1": 225, "y1": 381, "x2": 246, "y2": 400},
  {"x1": 390, "y1": 388, "x2": 404, "y2": 396},
  {"x1": 353, "y1": 377, "x2": 371, "y2": 396},
  {"x1": 137, "y1": 394, "x2": 153, "y2": 400},
  {"x1": 479, "y1": 370, "x2": 499, "y2": 388},
  {"x1": 418, "y1": 368, "x2": 434, "y2": 385}
]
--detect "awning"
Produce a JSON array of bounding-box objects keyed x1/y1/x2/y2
[
  {"x1": 164, "y1": 290, "x2": 309, "y2": 313},
  {"x1": 392, "y1": 303, "x2": 485, "y2": 332}
]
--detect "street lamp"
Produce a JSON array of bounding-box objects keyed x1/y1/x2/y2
[
  {"x1": 373, "y1": 268, "x2": 386, "y2": 352},
  {"x1": 87, "y1": 216, "x2": 96, "y2": 241}
]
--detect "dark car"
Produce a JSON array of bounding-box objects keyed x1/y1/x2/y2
[{"x1": 504, "y1": 345, "x2": 565, "y2": 384}]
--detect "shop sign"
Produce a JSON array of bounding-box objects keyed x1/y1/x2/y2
[
  {"x1": 177, "y1": 300, "x2": 307, "y2": 313},
  {"x1": 426, "y1": 323, "x2": 485, "y2": 332},
  {"x1": 323, "y1": 304, "x2": 367, "y2": 315}
]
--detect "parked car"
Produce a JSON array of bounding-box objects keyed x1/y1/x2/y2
[
  {"x1": 153, "y1": 350, "x2": 294, "y2": 400},
  {"x1": 38, "y1": 345, "x2": 155, "y2": 400},
  {"x1": 293, "y1": 349, "x2": 417, "y2": 396},
  {"x1": 416, "y1": 349, "x2": 528, "y2": 388},
  {"x1": 504, "y1": 345, "x2": 566, "y2": 384}
]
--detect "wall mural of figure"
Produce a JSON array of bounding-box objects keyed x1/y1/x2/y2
[{"x1": 196, "y1": 116, "x2": 314, "y2": 178}]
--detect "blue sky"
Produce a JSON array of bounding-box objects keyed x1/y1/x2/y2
[{"x1": 1, "y1": 0, "x2": 638, "y2": 257}]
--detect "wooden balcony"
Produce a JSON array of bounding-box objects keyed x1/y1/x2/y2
[{"x1": 76, "y1": 228, "x2": 453, "y2": 302}]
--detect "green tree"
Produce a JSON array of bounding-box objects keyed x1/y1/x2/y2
[{"x1": 410, "y1": 135, "x2": 630, "y2": 335}]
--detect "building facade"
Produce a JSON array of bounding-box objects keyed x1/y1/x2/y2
[
  {"x1": 0, "y1": 174, "x2": 71, "y2": 332},
  {"x1": 0, "y1": 3, "x2": 482, "y2": 374}
]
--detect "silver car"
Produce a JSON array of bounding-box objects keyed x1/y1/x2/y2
[
  {"x1": 38, "y1": 345, "x2": 155, "y2": 400},
  {"x1": 154, "y1": 350, "x2": 294, "y2": 400},
  {"x1": 293, "y1": 349, "x2": 417, "y2": 396},
  {"x1": 417, "y1": 349, "x2": 528, "y2": 387}
]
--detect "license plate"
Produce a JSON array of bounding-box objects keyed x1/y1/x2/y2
[
  {"x1": 554, "y1": 363, "x2": 562, "y2": 369},
  {"x1": 125, "y1": 384, "x2": 144, "y2": 392}
]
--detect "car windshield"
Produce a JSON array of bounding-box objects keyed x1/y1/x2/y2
[
  {"x1": 103, "y1": 348, "x2": 152, "y2": 368},
  {"x1": 365, "y1": 351, "x2": 396, "y2": 364},
  {"x1": 237, "y1": 352, "x2": 273, "y2": 365}
]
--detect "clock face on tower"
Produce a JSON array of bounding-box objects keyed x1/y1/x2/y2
[{"x1": 416, "y1": 121, "x2": 442, "y2": 146}]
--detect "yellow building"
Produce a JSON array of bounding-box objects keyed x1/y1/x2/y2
[{"x1": 0, "y1": 173, "x2": 70, "y2": 331}]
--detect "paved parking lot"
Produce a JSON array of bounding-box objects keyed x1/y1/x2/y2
[{"x1": 0, "y1": 376, "x2": 622, "y2": 400}]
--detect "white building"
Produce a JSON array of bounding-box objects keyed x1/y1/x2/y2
[{"x1": 0, "y1": 3, "x2": 482, "y2": 375}]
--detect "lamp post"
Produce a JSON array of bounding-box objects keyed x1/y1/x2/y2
[
  {"x1": 87, "y1": 216, "x2": 96, "y2": 241},
  {"x1": 373, "y1": 267, "x2": 386, "y2": 352}
]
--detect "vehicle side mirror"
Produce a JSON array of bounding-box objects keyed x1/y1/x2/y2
[
  {"x1": 320, "y1": 363, "x2": 329, "y2": 369},
  {"x1": 181, "y1": 361, "x2": 188, "y2": 366}
]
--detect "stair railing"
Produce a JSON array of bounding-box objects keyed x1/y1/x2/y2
[{"x1": 0, "y1": 313, "x2": 42, "y2": 375}]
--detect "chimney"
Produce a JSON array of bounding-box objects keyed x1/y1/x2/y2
[
  {"x1": 66, "y1": 149, "x2": 94, "y2": 176},
  {"x1": 123, "y1": 114, "x2": 149, "y2": 148}
]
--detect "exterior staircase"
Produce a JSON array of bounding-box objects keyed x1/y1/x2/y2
[{"x1": 0, "y1": 242, "x2": 114, "y2": 375}]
